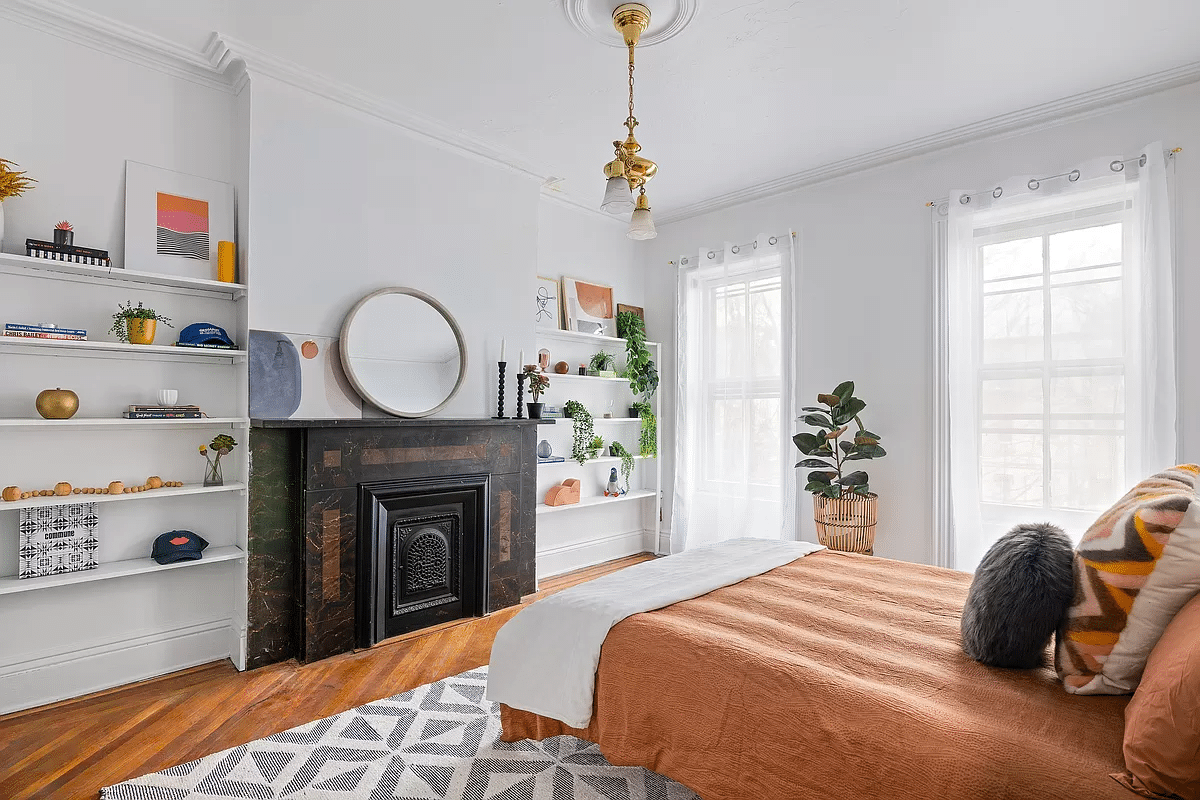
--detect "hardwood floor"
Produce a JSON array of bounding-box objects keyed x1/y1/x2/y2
[{"x1": 0, "y1": 553, "x2": 655, "y2": 800}]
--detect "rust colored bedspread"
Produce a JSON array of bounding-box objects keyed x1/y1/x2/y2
[{"x1": 501, "y1": 550, "x2": 1133, "y2": 800}]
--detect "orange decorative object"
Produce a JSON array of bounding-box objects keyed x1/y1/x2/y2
[
  {"x1": 544, "y1": 479, "x2": 581, "y2": 507},
  {"x1": 2, "y1": 486, "x2": 19, "y2": 502},
  {"x1": 217, "y1": 240, "x2": 236, "y2": 283},
  {"x1": 54, "y1": 482, "x2": 72, "y2": 496},
  {"x1": 554, "y1": 361, "x2": 570, "y2": 374},
  {"x1": 107, "y1": 481, "x2": 124, "y2": 495}
]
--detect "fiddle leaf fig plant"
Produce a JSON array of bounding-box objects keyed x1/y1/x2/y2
[{"x1": 793, "y1": 381, "x2": 886, "y2": 498}]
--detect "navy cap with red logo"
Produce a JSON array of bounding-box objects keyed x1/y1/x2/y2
[{"x1": 151, "y1": 530, "x2": 209, "y2": 565}]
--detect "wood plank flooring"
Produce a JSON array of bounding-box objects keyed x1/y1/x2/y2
[{"x1": 0, "y1": 553, "x2": 655, "y2": 800}]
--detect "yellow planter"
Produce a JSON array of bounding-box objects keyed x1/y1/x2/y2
[{"x1": 127, "y1": 318, "x2": 157, "y2": 345}]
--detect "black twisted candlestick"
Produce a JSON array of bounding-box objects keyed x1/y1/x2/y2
[
  {"x1": 515, "y1": 371, "x2": 526, "y2": 419},
  {"x1": 494, "y1": 361, "x2": 508, "y2": 419}
]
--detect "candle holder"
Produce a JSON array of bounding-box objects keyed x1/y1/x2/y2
[
  {"x1": 515, "y1": 370, "x2": 527, "y2": 419},
  {"x1": 494, "y1": 362, "x2": 508, "y2": 419}
]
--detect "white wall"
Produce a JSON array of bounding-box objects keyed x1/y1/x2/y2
[{"x1": 646, "y1": 81, "x2": 1200, "y2": 566}]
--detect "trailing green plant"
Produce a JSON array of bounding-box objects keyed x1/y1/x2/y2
[
  {"x1": 609, "y1": 441, "x2": 635, "y2": 489},
  {"x1": 617, "y1": 311, "x2": 658, "y2": 400},
  {"x1": 109, "y1": 300, "x2": 172, "y2": 342},
  {"x1": 522, "y1": 364, "x2": 549, "y2": 401},
  {"x1": 631, "y1": 400, "x2": 657, "y2": 458},
  {"x1": 588, "y1": 351, "x2": 616, "y2": 373},
  {"x1": 792, "y1": 380, "x2": 886, "y2": 499},
  {"x1": 564, "y1": 400, "x2": 595, "y2": 465}
]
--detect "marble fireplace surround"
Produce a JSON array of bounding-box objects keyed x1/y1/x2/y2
[{"x1": 247, "y1": 418, "x2": 537, "y2": 668}]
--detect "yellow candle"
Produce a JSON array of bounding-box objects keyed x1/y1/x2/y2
[{"x1": 217, "y1": 240, "x2": 236, "y2": 283}]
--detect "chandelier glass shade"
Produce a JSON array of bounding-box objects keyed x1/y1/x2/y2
[{"x1": 598, "y1": 3, "x2": 658, "y2": 240}]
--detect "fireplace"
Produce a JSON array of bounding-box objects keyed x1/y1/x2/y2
[{"x1": 358, "y1": 475, "x2": 489, "y2": 646}]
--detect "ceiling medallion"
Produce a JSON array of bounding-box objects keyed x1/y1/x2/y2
[{"x1": 564, "y1": 0, "x2": 697, "y2": 48}]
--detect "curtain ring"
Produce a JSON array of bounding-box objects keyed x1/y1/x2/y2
[
  {"x1": 959, "y1": 195, "x2": 971, "y2": 205},
  {"x1": 681, "y1": 257, "x2": 689, "y2": 265},
  {"x1": 707, "y1": 251, "x2": 715, "y2": 259},
  {"x1": 731, "y1": 245, "x2": 740, "y2": 254},
  {"x1": 768, "y1": 236, "x2": 778, "y2": 246},
  {"x1": 752, "y1": 240, "x2": 759, "y2": 249},
  {"x1": 1027, "y1": 178, "x2": 1040, "y2": 190},
  {"x1": 992, "y1": 187, "x2": 1003, "y2": 199},
  {"x1": 1110, "y1": 160, "x2": 1125, "y2": 172},
  {"x1": 1139, "y1": 154, "x2": 1147, "y2": 167},
  {"x1": 1068, "y1": 170, "x2": 1080, "y2": 182}
]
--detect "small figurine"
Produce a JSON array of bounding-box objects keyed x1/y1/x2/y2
[{"x1": 605, "y1": 467, "x2": 621, "y2": 497}]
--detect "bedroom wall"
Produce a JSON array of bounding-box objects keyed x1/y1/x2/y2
[{"x1": 645, "y1": 80, "x2": 1200, "y2": 566}]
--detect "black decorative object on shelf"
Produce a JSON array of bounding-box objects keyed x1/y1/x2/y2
[
  {"x1": 515, "y1": 370, "x2": 526, "y2": 419},
  {"x1": 494, "y1": 361, "x2": 508, "y2": 419}
]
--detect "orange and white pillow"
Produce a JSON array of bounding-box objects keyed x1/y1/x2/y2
[{"x1": 1056, "y1": 464, "x2": 1200, "y2": 695}]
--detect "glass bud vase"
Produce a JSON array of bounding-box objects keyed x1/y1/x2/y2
[{"x1": 203, "y1": 459, "x2": 224, "y2": 487}]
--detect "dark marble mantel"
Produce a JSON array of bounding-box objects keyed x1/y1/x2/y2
[{"x1": 246, "y1": 417, "x2": 536, "y2": 668}]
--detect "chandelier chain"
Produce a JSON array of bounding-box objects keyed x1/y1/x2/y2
[{"x1": 626, "y1": 44, "x2": 636, "y2": 131}]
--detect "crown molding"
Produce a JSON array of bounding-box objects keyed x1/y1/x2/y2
[
  {"x1": 206, "y1": 33, "x2": 552, "y2": 185},
  {"x1": 0, "y1": 0, "x2": 233, "y2": 93},
  {"x1": 539, "y1": 185, "x2": 629, "y2": 225},
  {"x1": 657, "y1": 59, "x2": 1200, "y2": 225}
]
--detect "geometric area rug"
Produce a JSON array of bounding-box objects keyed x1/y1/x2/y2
[{"x1": 101, "y1": 666, "x2": 700, "y2": 800}]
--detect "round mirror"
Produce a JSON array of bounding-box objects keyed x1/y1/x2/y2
[{"x1": 339, "y1": 288, "x2": 467, "y2": 418}]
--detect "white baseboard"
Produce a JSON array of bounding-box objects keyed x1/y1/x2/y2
[
  {"x1": 657, "y1": 529, "x2": 672, "y2": 555},
  {"x1": 0, "y1": 619, "x2": 236, "y2": 715},
  {"x1": 537, "y1": 528, "x2": 654, "y2": 580}
]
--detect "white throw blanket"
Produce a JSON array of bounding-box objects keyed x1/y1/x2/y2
[{"x1": 486, "y1": 537, "x2": 825, "y2": 728}]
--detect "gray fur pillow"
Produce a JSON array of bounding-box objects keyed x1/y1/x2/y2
[{"x1": 960, "y1": 523, "x2": 1075, "y2": 669}]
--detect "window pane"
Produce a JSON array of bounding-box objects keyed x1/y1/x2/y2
[
  {"x1": 709, "y1": 398, "x2": 745, "y2": 482},
  {"x1": 1050, "y1": 374, "x2": 1124, "y2": 415},
  {"x1": 749, "y1": 398, "x2": 780, "y2": 484},
  {"x1": 1049, "y1": 433, "x2": 1124, "y2": 511},
  {"x1": 1049, "y1": 223, "x2": 1121, "y2": 272},
  {"x1": 1050, "y1": 281, "x2": 1123, "y2": 360},
  {"x1": 983, "y1": 290, "x2": 1043, "y2": 363},
  {"x1": 982, "y1": 377, "x2": 1044, "y2": 416},
  {"x1": 712, "y1": 283, "x2": 747, "y2": 380},
  {"x1": 981, "y1": 237, "x2": 1042, "y2": 281},
  {"x1": 981, "y1": 433, "x2": 1044, "y2": 506},
  {"x1": 750, "y1": 281, "x2": 781, "y2": 377}
]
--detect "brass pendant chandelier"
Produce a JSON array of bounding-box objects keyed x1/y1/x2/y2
[{"x1": 600, "y1": 2, "x2": 658, "y2": 240}]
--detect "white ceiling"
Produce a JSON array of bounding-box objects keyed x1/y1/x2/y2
[{"x1": 73, "y1": 0, "x2": 1200, "y2": 218}]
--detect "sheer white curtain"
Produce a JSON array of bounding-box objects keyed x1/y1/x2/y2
[
  {"x1": 673, "y1": 233, "x2": 798, "y2": 553},
  {"x1": 942, "y1": 144, "x2": 1177, "y2": 570}
]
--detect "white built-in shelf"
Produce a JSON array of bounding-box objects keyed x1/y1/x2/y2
[
  {"x1": 537, "y1": 329, "x2": 660, "y2": 348},
  {"x1": 0, "y1": 252, "x2": 246, "y2": 300},
  {"x1": 592, "y1": 417, "x2": 642, "y2": 424},
  {"x1": 536, "y1": 489, "x2": 656, "y2": 515},
  {"x1": 0, "y1": 335, "x2": 247, "y2": 363},
  {"x1": 0, "y1": 482, "x2": 246, "y2": 512},
  {"x1": 538, "y1": 455, "x2": 650, "y2": 468},
  {"x1": 0, "y1": 417, "x2": 249, "y2": 430},
  {"x1": 548, "y1": 373, "x2": 630, "y2": 384},
  {"x1": 0, "y1": 546, "x2": 245, "y2": 595}
]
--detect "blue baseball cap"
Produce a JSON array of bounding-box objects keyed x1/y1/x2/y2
[
  {"x1": 178, "y1": 322, "x2": 235, "y2": 347},
  {"x1": 152, "y1": 530, "x2": 209, "y2": 564}
]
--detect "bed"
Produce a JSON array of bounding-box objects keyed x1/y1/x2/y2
[{"x1": 499, "y1": 550, "x2": 1134, "y2": 800}]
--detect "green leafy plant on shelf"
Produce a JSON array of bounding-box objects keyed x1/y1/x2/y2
[
  {"x1": 108, "y1": 301, "x2": 172, "y2": 343},
  {"x1": 522, "y1": 365, "x2": 550, "y2": 401},
  {"x1": 609, "y1": 441, "x2": 635, "y2": 491},
  {"x1": 588, "y1": 351, "x2": 617, "y2": 376},
  {"x1": 631, "y1": 400, "x2": 657, "y2": 458},
  {"x1": 564, "y1": 400, "x2": 595, "y2": 466},
  {"x1": 590, "y1": 435, "x2": 605, "y2": 458},
  {"x1": 617, "y1": 311, "x2": 659, "y2": 400},
  {"x1": 792, "y1": 381, "x2": 886, "y2": 498}
]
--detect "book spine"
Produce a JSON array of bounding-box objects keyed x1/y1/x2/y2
[
  {"x1": 128, "y1": 406, "x2": 200, "y2": 413},
  {"x1": 5, "y1": 323, "x2": 88, "y2": 336},
  {"x1": 174, "y1": 342, "x2": 236, "y2": 350},
  {"x1": 122, "y1": 412, "x2": 203, "y2": 419},
  {"x1": 25, "y1": 239, "x2": 111, "y2": 259},
  {"x1": 2, "y1": 331, "x2": 87, "y2": 341}
]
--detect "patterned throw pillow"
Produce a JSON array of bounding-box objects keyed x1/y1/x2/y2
[{"x1": 1056, "y1": 464, "x2": 1200, "y2": 695}]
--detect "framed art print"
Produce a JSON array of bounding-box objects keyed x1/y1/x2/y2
[
  {"x1": 124, "y1": 161, "x2": 235, "y2": 279},
  {"x1": 19, "y1": 502, "x2": 99, "y2": 579},
  {"x1": 617, "y1": 303, "x2": 645, "y2": 324},
  {"x1": 562, "y1": 277, "x2": 616, "y2": 337},
  {"x1": 535, "y1": 275, "x2": 562, "y2": 330}
]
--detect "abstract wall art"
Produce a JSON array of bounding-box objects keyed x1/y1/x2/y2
[
  {"x1": 535, "y1": 275, "x2": 562, "y2": 330},
  {"x1": 562, "y1": 276, "x2": 615, "y2": 337},
  {"x1": 124, "y1": 161, "x2": 234, "y2": 279},
  {"x1": 155, "y1": 192, "x2": 209, "y2": 260}
]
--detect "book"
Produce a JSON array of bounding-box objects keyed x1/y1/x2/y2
[
  {"x1": 3, "y1": 331, "x2": 87, "y2": 341},
  {"x1": 122, "y1": 411, "x2": 203, "y2": 419},
  {"x1": 537, "y1": 456, "x2": 566, "y2": 463},
  {"x1": 6, "y1": 323, "x2": 87, "y2": 336},
  {"x1": 174, "y1": 342, "x2": 237, "y2": 350},
  {"x1": 25, "y1": 239, "x2": 112, "y2": 267},
  {"x1": 128, "y1": 405, "x2": 200, "y2": 412}
]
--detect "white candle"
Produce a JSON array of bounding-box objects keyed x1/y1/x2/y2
[
  {"x1": 500, "y1": 338, "x2": 507, "y2": 362},
  {"x1": 519, "y1": 350, "x2": 525, "y2": 369}
]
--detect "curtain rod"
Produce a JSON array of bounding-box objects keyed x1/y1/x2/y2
[
  {"x1": 668, "y1": 231, "x2": 796, "y2": 265},
  {"x1": 925, "y1": 147, "x2": 1181, "y2": 209}
]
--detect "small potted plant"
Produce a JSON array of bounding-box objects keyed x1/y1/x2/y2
[
  {"x1": 564, "y1": 400, "x2": 595, "y2": 465},
  {"x1": 523, "y1": 364, "x2": 550, "y2": 418},
  {"x1": 587, "y1": 351, "x2": 617, "y2": 378},
  {"x1": 109, "y1": 300, "x2": 172, "y2": 345},
  {"x1": 200, "y1": 433, "x2": 237, "y2": 486},
  {"x1": 589, "y1": 435, "x2": 605, "y2": 459},
  {"x1": 793, "y1": 381, "x2": 886, "y2": 554},
  {"x1": 53, "y1": 220, "x2": 73, "y2": 247}
]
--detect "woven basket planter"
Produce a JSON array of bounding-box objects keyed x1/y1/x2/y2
[{"x1": 813, "y1": 492, "x2": 878, "y2": 555}]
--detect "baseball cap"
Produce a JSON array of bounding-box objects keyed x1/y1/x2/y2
[
  {"x1": 151, "y1": 530, "x2": 209, "y2": 564},
  {"x1": 178, "y1": 323, "x2": 235, "y2": 347}
]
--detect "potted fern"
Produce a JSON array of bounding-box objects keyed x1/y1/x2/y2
[
  {"x1": 587, "y1": 351, "x2": 617, "y2": 378},
  {"x1": 110, "y1": 301, "x2": 172, "y2": 345},
  {"x1": 793, "y1": 381, "x2": 886, "y2": 554}
]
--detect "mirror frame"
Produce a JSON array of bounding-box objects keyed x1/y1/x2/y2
[{"x1": 339, "y1": 287, "x2": 468, "y2": 418}]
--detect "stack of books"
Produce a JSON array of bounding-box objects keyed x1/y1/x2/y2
[
  {"x1": 3, "y1": 323, "x2": 87, "y2": 341},
  {"x1": 26, "y1": 239, "x2": 112, "y2": 267},
  {"x1": 123, "y1": 405, "x2": 203, "y2": 420},
  {"x1": 175, "y1": 341, "x2": 237, "y2": 350}
]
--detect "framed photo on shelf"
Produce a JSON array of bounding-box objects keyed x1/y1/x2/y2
[
  {"x1": 535, "y1": 275, "x2": 562, "y2": 330},
  {"x1": 561, "y1": 277, "x2": 616, "y2": 337},
  {"x1": 616, "y1": 303, "x2": 644, "y2": 325},
  {"x1": 123, "y1": 160, "x2": 235, "y2": 280}
]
